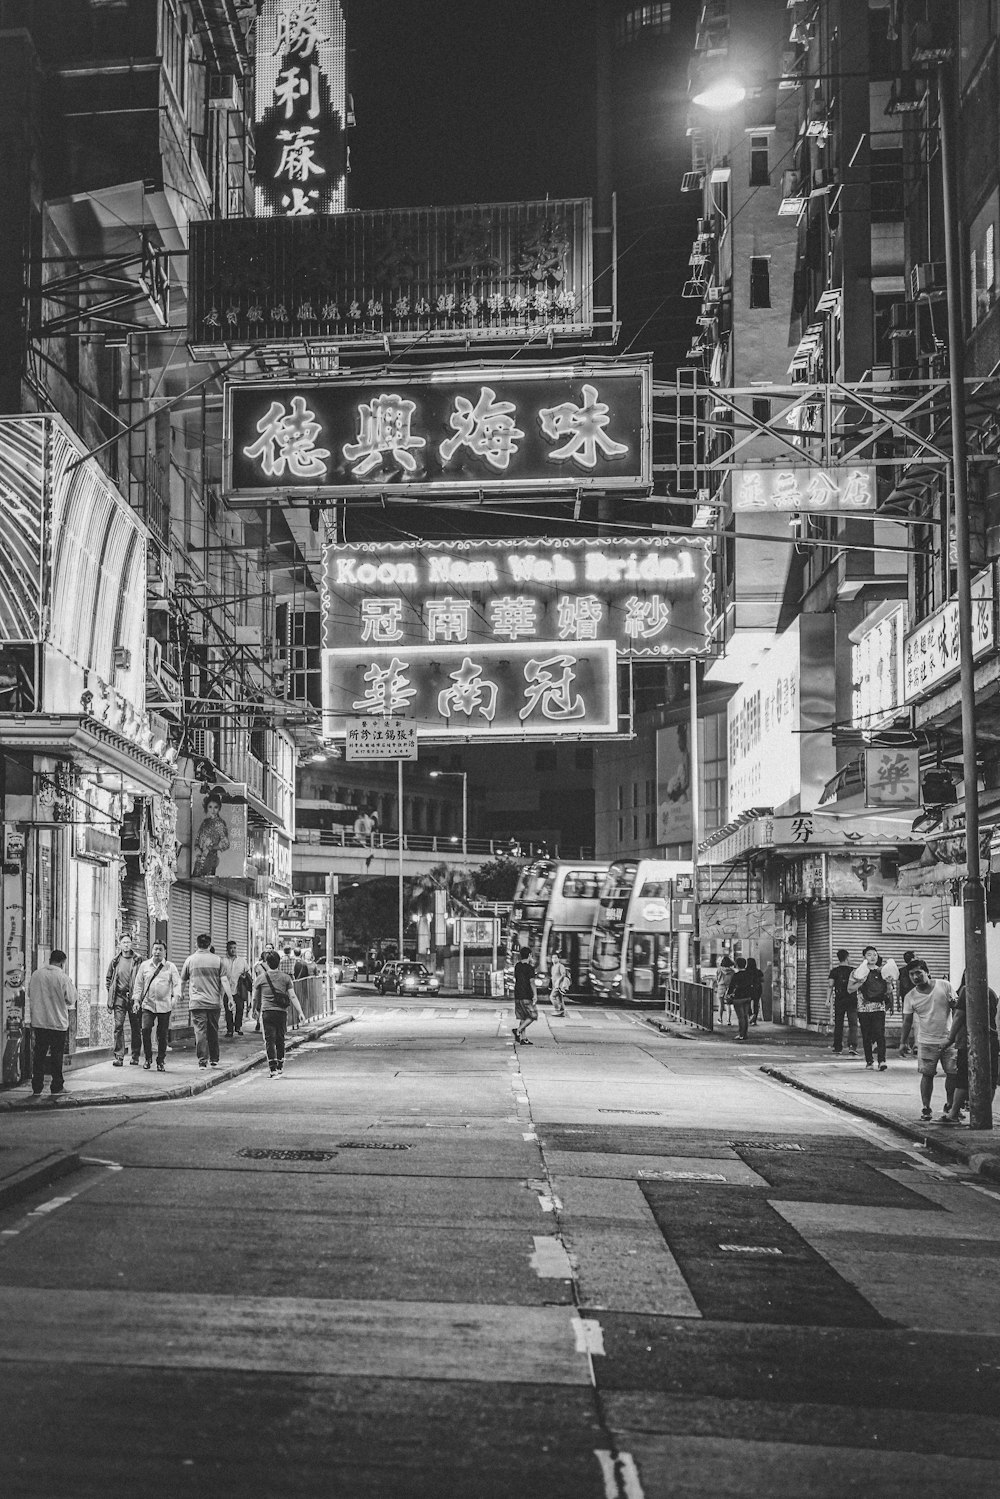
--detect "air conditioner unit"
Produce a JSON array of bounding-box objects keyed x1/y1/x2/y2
[
  {"x1": 910, "y1": 262, "x2": 947, "y2": 301},
  {"x1": 681, "y1": 171, "x2": 705, "y2": 193},
  {"x1": 889, "y1": 302, "x2": 916, "y2": 338},
  {"x1": 910, "y1": 3, "x2": 953, "y2": 63},
  {"x1": 189, "y1": 730, "x2": 217, "y2": 763},
  {"x1": 778, "y1": 171, "x2": 806, "y2": 215},
  {"x1": 208, "y1": 74, "x2": 239, "y2": 110}
]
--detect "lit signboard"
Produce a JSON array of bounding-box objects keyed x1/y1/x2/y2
[
  {"x1": 187, "y1": 198, "x2": 597, "y2": 355},
  {"x1": 226, "y1": 364, "x2": 651, "y2": 495},
  {"x1": 321, "y1": 534, "x2": 711, "y2": 660},
  {"x1": 902, "y1": 567, "x2": 995, "y2": 702},
  {"x1": 321, "y1": 641, "x2": 618, "y2": 741},
  {"x1": 254, "y1": 0, "x2": 347, "y2": 217},
  {"x1": 851, "y1": 602, "x2": 907, "y2": 731},
  {"x1": 732, "y1": 464, "x2": 876, "y2": 512}
]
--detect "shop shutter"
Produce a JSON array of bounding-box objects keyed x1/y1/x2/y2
[
  {"x1": 168, "y1": 887, "x2": 191, "y2": 968},
  {"x1": 805, "y1": 903, "x2": 832, "y2": 1025},
  {"x1": 228, "y1": 900, "x2": 250, "y2": 959},
  {"x1": 210, "y1": 893, "x2": 229, "y2": 953},
  {"x1": 794, "y1": 902, "x2": 810, "y2": 1023},
  {"x1": 192, "y1": 890, "x2": 212, "y2": 946},
  {"x1": 123, "y1": 873, "x2": 150, "y2": 956}
]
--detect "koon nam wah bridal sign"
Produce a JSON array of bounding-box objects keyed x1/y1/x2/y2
[{"x1": 225, "y1": 362, "x2": 650, "y2": 496}]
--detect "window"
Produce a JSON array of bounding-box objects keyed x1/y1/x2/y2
[
  {"x1": 632, "y1": 815, "x2": 639, "y2": 841},
  {"x1": 645, "y1": 778, "x2": 654, "y2": 805},
  {"x1": 698, "y1": 712, "x2": 728, "y2": 836},
  {"x1": 645, "y1": 811, "x2": 655, "y2": 840},
  {"x1": 614, "y1": 3, "x2": 671, "y2": 46},
  {"x1": 752, "y1": 396, "x2": 772, "y2": 427},
  {"x1": 617, "y1": 817, "x2": 624, "y2": 844},
  {"x1": 632, "y1": 782, "x2": 640, "y2": 807},
  {"x1": 749, "y1": 257, "x2": 771, "y2": 309},
  {"x1": 160, "y1": 0, "x2": 188, "y2": 109},
  {"x1": 617, "y1": 785, "x2": 625, "y2": 811},
  {"x1": 749, "y1": 135, "x2": 770, "y2": 187},
  {"x1": 870, "y1": 148, "x2": 905, "y2": 223},
  {"x1": 970, "y1": 191, "x2": 999, "y2": 329}
]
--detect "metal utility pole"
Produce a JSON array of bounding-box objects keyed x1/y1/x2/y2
[
  {"x1": 939, "y1": 59, "x2": 992, "y2": 1129},
  {"x1": 397, "y1": 758, "x2": 405, "y2": 961},
  {"x1": 689, "y1": 657, "x2": 701, "y2": 983}
]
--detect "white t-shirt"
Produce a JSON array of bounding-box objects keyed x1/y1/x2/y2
[{"x1": 903, "y1": 980, "x2": 954, "y2": 1047}]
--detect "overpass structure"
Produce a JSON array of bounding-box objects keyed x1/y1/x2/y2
[{"x1": 293, "y1": 831, "x2": 594, "y2": 883}]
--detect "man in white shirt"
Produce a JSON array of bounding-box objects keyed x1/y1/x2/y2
[
  {"x1": 26, "y1": 950, "x2": 77, "y2": 1098},
  {"x1": 899, "y1": 960, "x2": 957, "y2": 1122},
  {"x1": 134, "y1": 941, "x2": 182, "y2": 1072},
  {"x1": 221, "y1": 940, "x2": 251, "y2": 1037}
]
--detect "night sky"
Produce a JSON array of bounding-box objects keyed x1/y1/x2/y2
[{"x1": 346, "y1": 0, "x2": 599, "y2": 209}]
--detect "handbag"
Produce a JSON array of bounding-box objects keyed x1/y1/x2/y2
[{"x1": 264, "y1": 970, "x2": 290, "y2": 1010}]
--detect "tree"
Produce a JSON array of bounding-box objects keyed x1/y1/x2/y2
[
  {"x1": 337, "y1": 879, "x2": 414, "y2": 955},
  {"x1": 471, "y1": 857, "x2": 522, "y2": 903},
  {"x1": 410, "y1": 862, "x2": 477, "y2": 922}
]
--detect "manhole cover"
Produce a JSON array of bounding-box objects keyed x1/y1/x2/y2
[
  {"x1": 336, "y1": 1140, "x2": 414, "y2": 1151},
  {"x1": 598, "y1": 1108, "x2": 662, "y2": 1116},
  {"x1": 728, "y1": 1141, "x2": 804, "y2": 1151},
  {"x1": 238, "y1": 1148, "x2": 337, "y2": 1162}
]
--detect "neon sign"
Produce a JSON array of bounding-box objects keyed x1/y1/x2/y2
[
  {"x1": 321, "y1": 535, "x2": 712, "y2": 661},
  {"x1": 225, "y1": 363, "x2": 651, "y2": 495},
  {"x1": 254, "y1": 0, "x2": 347, "y2": 217},
  {"x1": 321, "y1": 642, "x2": 618, "y2": 741}
]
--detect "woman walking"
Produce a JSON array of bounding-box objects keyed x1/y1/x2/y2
[
  {"x1": 747, "y1": 957, "x2": 763, "y2": 1026},
  {"x1": 715, "y1": 955, "x2": 735, "y2": 1026},
  {"x1": 253, "y1": 951, "x2": 305, "y2": 1077}
]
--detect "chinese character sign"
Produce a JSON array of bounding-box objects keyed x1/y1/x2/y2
[
  {"x1": 865, "y1": 747, "x2": 920, "y2": 808},
  {"x1": 321, "y1": 534, "x2": 711, "y2": 661},
  {"x1": 345, "y1": 717, "x2": 418, "y2": 761},
  {"x1": 881, "y1": 896, "x2": 948, "y2": 938},
  {"x1": 226, "y1": 364, "x2": 650, "y2": 494},
  {"x1": 322, "y1": 642, "x2": 617, "y2": 741},
  {"x1": 254, "y1": 0, "x2": 347, "y2": 217},
  {"x1": 732, "y1": 465, "x2": 876, "y2": 513},
  {"x1": 902, "y1": 569, "x2": 995, "y2": 703}
]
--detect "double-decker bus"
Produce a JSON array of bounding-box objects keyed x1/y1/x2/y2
[
  {"x1": 589, "y1": 859, "x2": 691, "y2": 1003},
  {"x1": 506, "y1": 859, "x2": 609, "y2": 994}
]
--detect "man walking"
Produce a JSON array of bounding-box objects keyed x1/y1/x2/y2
[
  {"x1": 511, "y1": 946, "x2": 538, "y2": 1045},
  {"x1": 26, "y1": 950, "x2": 77, "y2": 1098},
  {"x1": 728, "y1": 957, "x2": 754, "y2": 1042},
  {"x1": 828, "y1": 948, "x2": 858, "y2": 1055},
  {"x1": 222, "y1": 939, "x2": 251, "y2": 1037},
  {"x1": 849, "y1": 945, "x2": 894, "y2": 1070},
  {"x1": 106, "y1": 935, "x2": 140, "y2": 1067},
  {"x1": 898, "y1": 959, "x2": 957, "y2": 1122},
  {"x1": 181, "y1": 933, "x2": 232, "y2": 1069},
  {"x1": 134, "y1": 941, "x2": 181, "y2": 1072},
  {"x1": 549, "y1": 952, "x2": 570, "y2": 1018}
]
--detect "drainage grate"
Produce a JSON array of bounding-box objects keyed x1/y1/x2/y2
[
  {"x1": 336, "y1": 1140, "x2": 414, "y2": 1151},
  {"x1": 728, "y1": 1141, "x2": 804, "y2": 1151},
  {"x1": 238, "y1": 1148, "x2": 337, "y2": 1162},
  {"x1": 598, "y1": 1108, "x2": 662, "y2": 1116}
]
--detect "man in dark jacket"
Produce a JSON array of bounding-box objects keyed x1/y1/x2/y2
[{"x1": 106, "y1": 936, "x2": 140, "y2": 1067}]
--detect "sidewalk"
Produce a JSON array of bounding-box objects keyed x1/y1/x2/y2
[
  {"x1": 0, "y1": 1011, "x2": 354, "y2": 1115},
  {"x1": 762, "y1": 1049, "x2": 1000, "y2": 1182}
]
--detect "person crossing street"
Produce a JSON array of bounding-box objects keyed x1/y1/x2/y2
[{"x1": 549, "y1": 952, "x2": 570, "y2": 1018}]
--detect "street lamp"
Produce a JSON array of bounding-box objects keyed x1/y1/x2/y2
[
  {"x1": 430, "y1": 770, "x2": 468, "y2": 856},
  {"x1": 693, "y1": 59, "x2": 992, "y2": 1127}
]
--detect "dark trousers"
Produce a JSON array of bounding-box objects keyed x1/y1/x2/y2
[
  {"x1": 228, "y1": 991, "x2": 246, "y2": 1035},
  {"x1": 859, "y1": 1010, "x2": 886, "y2": 1065},
  {"x1": 735, "y1": 1000, "x2": 750, "y2": 1039},
  {"x1": 113, "y1": 1002, "x2": 142, "y2": 1061},
  {"x1": 832, "y1": 997, "x2": 858, "y2": 1052},
  {"x1": 141, "y1": 1011, "x2": 170, "y2": 1065},
  {"x1": 191, "y1": 1008, "x2": 221, "y2": 1064},
  {"x1": 262, "y1": 1011, "x2": 287, "y2": 1071},
  {"x1": 31, "y1": 1027, "x2": 66, "y2": 1095}
]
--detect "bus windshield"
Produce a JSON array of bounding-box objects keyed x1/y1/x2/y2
[
  {"x1": 589, "y1": 861, "x2": 638, "y2": 985},
  {"x1": 506, "y1": 859, "x2": 556, "y2": 966}
]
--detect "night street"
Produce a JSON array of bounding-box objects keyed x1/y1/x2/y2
[{"x1": 3, "y1": 992, "x2": 999, "y2": 1498}]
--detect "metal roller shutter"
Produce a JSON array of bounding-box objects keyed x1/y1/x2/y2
[
  {"x1": 192, "y1": 890, "x2": 212, "y2": 946},
  {"x1": 210, "y1": 894, "x2": 229, "y2": 953},
  {"x1": 228, "y1": 900, "x2": 250, "y2": 960},
  {"x1": 828, "y1": 899, "x2": 950, "y2": 979},
  {"x1": 806, "y1": 903, "x2": 833, "y2": 1026},
  {"x1": 123, "y1": 873, "x2": 150, "y2": 956},
  {"x1": 169, "y1": 887, "x2": 193, "y2": 1032}
]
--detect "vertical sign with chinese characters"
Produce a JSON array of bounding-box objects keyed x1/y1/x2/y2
[
  {"x1": 902, "y1": 567, "x2": 995, "y2": 702},
  {"x1": 254, "y1": 1, "x2": 347, "y2": 217},
  {"x1": 865, "y1": 747, "x2": 920, "y2": 809}
]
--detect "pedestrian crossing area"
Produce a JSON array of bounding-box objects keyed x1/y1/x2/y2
[{"x1": 349, "y1": 1005, "x2": 637, "y2": 1027}]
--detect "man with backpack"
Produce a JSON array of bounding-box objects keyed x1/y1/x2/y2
[
  {"x1": 848, "y1": 946, "x2": 895, "y2": 1071},
  {"x1": 828, "y1": 948, "x2": 858, "y2": 1055},
  {"x1": 253, "y1": 950, "x2": 306, "y2": 1076}
]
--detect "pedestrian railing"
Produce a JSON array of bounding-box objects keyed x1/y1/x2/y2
[
  {"x1": 665, "y1": 977, "x2": 715, "y2": 1032},
  {"x1": 295, "y1": 829, "x2": 594, "y2": 860}
]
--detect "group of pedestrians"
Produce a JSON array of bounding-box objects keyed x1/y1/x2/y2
[
  {"x1": 24, "y1": 931, "x2": 309, "y2": 1097},
  {"x1": 714, "y1": 956, "x2": 763, "y2": 1040},
  {"x1": 827, "y1": 944, "x2": 1000, "y2": 1124},
  {"x1": 511, "y1": 947, "x2": 571, "y2": 1043}
]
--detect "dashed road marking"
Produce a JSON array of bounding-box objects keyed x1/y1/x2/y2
[
  {"x1": 529, "y1": 1236, "x2": 573, "y2": 1279},
  {"x1": 719, "y1": 1243, "x2": 783, "y2": 1256},
  {"x1": 572, "y1": 1316, "x2": 605, "y2": 1356},
  {"x1": 595, "y1": 1450, "x2": 645, "y2": 1499}
]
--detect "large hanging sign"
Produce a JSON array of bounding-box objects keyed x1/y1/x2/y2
[
  {"x1": 732, "y1": 464, "x2": 876, "y2": 512},
  {"x1": 321, "y1": 535, "x2": 711, "y2": 660},
  {"x1": 902, "y1": 566, "x2": 995, "y2": 702},
  {"x1": 226, "y1": 364, "x2": 651, "y2": 495},
  {"x1": 254, "y1": 0, "x2": 347, "y2": 218},
  {"x1": 188, "y1": 198, "x2": 595, "y2": 355},
  {"x1": 321, "y1": 641, "x2": 618, "y2": 741}
]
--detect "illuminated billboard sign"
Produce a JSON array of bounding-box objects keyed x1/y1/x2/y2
[
  {"x1": 321, "y1": 535, "x2": 711, "y2": 660},
  {"x1": 321, "y1": 641, "x2": 618, "y2": 741},
  {"x1": 226, "y1": 364, "x2": 651, "y2": 495},
  {"x1": 254, "y1": 0, "x2": 347, "y2": 217},
  {"x1": 732, "y1": 464, "x2": 876, "y2": 513}
]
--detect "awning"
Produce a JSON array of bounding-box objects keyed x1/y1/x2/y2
[
  {"x1": 700, "y1": 808, "x2": 923, "y2": 865},
  {"x1": 0, "y1": 714, "x2": 174, "y2": 799}
]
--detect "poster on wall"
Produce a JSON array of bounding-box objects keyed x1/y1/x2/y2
[
  {"x1": 177, "y1": 788, "x2": 249, "y2": 882},
  {"x1": 655, "y1": 724, "x2": 693, "y2": 844},
  {"x1": 881, "y1": 895, "x2": 949, "y2": 937}
]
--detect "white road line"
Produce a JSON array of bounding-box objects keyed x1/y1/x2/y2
[
  {"x1": 529, "y1": 1236, "x2": 574, "y2": 1279},
  {"x1": 595, "y1": 1450, "x2": 645, "y2": 1499},
  {"x1": 79, "y1": 1158, "x2": 123, "y2": 1170}
]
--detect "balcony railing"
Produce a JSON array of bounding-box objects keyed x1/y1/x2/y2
[{"x1": 295, "y1": 830, "x2": 593, "y2": 861}]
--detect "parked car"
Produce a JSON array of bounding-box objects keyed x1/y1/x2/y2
[
  {"x1": 330, "y1": 955, "x2": 358, "y2": 983},
  {"x1": 375, "y1": 961, "x2": 441, "y2": 996}
]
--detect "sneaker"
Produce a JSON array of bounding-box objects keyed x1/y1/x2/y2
[
  {"x1": 848, "y1": 1046, "x2": 858, "y2": 1055},
  {"x1": 210, "y1": 1061, "x2": 219, "y2": 1068},
  {"x1": 921, "y1": 1106, "x2": 932, "y2": 1121},
  {"x1": 269, "y1": 1067, "x2": 277, "y2": 1077},
  {"x1": 198, "y1": 1060, "x2": 207, "y2": 1068},
  {"x1": 143, "y1": 1060, "x2": 152, "y2": 1070},
  {"x1": 156, "y1": 1062, "x2": 165, "y2": 1073},
  {"x1": 234, "y1": 1030, "x2": 243, "y2": 1036},
  {"x1": 130, "y1": 1057, "x2": 140, "y2": 1066},
  {"x1": 276, "y1": 1063, "x2": 283, "y2": 1072},
  {"x1": 865, "y1": 1062, "x2": 874, "y2": 1069},
  {"x1": 878, "y1": 1063, "x2": 888, "y2": 1071},
  {"x1": 112, "y1": 1059, "x2": 123, "y2": 1067},
  {"x1": 512, "y1": 1029, "x2": 521, "y2": 1043}
]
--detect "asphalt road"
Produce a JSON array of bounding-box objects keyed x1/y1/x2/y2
[{"x1": 2, "y1": 989, "x2": 998, "y2": 1497}]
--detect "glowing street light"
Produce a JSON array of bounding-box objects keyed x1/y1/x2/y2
[{"x1": 691, "y1": 77, "x2": 748, "y2": 111}]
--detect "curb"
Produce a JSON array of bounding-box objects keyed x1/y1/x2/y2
[
  {"x1": 762, "y1": 1065, "x2": 1000, "y2": 1184},
  {"x1": 639, "y1": 1015, "x2": 700, "y2": 1041},
  {"x1": 0, "y1": 1150, "x2": 82, "y2": 1210},
  {"x1": 0, "y1": 1014, "x2": 355, "y2": 1113}
]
